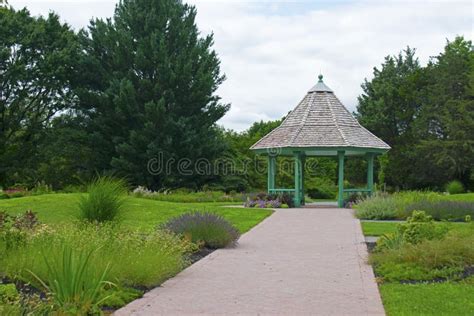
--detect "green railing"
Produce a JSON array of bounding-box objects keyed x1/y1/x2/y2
[
  {"x1": 268, "y1": 188, "x2": 296, "y2": 194},
  {"x1": 343, "y1": 188, "x2": 372, "y2": 193}
]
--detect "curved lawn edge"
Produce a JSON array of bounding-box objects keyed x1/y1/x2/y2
[{"x1": 0, "y1": 193, "x2": 272, "y2": 233}]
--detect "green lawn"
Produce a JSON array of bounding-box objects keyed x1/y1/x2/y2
[
  {"x1": 446, "y1": 192, "x2": 474, "y2": 202},
  {"x1": 380, "y1": 280, "x2": 474, "y2": 316},
  {"x1": 0, "y1": 193, "x2": 272, "y2": 233},
  {"x1": 361, "y1": 221, "x2": 399, "y2": 236},
  {"x1": 361, "y1": 221, "x2": 472, "y2": 236},
  {"x1": 304, "y1": 195, "x2": 336, "y2": 203}
]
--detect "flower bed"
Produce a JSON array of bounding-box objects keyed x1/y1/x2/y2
[{"x1": 243, "y1": 192, "x2": 292, "y2": 208}]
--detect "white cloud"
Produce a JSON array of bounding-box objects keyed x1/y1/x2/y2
[{"x1": 10, "y1": 0, "x2": 473, "y2": 131}]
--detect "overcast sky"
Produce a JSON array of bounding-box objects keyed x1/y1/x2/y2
[{"x1": 10, "y1": 0, "x2": 472, "y2": 131}]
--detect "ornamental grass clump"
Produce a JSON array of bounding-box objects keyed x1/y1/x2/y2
[
  {"x1": 162, "y1": 212, "x2": 240, "y2": 249},
  {"x1": 28, "y1": 245, "x2": 113, "y2": 315},
  {"x1": 131, "y1": 185, "x2": 154, "y2": 197},
  {"x1": 78, "y1": 176, "x2": 128, "y2": 222}
]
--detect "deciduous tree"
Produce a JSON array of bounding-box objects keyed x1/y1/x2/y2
[{"x1": 0, "y1": 8, "x2": 78, "y2": 186}]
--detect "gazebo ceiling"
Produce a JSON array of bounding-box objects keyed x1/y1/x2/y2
[{"x1": 250, "y1": 75, "x2": 390, "y2": 156}]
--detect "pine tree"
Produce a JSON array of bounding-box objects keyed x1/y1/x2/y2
[
  {"x1": 76, "y1": 0, "x2": 229, "y2": 189},
  {"x1": 416, "y1": 37, "x2": 474, "y2": 189}
]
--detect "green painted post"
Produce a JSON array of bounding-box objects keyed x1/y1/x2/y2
[
  {"x1": 294, "y1": 152, "x2": 301, "y2": 207},
  {"x1": 367, "y1": 153, "x2": 374, "y2": 195},
  {"x1": 272, "y1": 156, "x2": 276, "y2": 190},
  {"x1": 337, "y1": 151, "x2": 345, "y2": 208},
  {"x1": 301, "y1": 155, "x2": 306, "y2": 205},
  {"x1": 267, "y1": 155, "x2": 276, "y2": 193}
]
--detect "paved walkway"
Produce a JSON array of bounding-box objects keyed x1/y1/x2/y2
[{"x1": 116, "y1": 208, "x2": 385, "y2": 315}]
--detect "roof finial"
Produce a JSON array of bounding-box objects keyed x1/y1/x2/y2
[{"x1": 308, "y1": 73, "x2": 332, "y2": 93}]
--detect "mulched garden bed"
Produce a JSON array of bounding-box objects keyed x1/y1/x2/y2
[
  {"x1": 188, "y1": 247, "x2": 215, "y2": 264},
  {"x1": 365, "y1": 241, "x2": 376, "y2": 253},
  {"x1": 398, "y1": 266, "x2": 474, "y2": 284},
  {"x1": 0, "y1": 276, "x2": 45, "y2": 299}
]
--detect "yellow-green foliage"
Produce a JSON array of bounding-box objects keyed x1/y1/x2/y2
[
  {"x1": 397, "y1": 211, "x2": 448, "y2": 244},
  {"x1": 446, "y1": 180, "x2": 465, "y2": 195},
  {"x1": 1, "y1": 223, "x2": 193, "y2": 288},
  {"x1": 375, "y1": 211, "x2": 448, "y2": 252},
  {"x1": 0, "y1": 284, "x2": 18, "y2": 304},
  {"x1": 371, "y1": 223, "x2": 474, "y2": 281}
]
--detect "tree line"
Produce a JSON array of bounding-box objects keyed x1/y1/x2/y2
[
  {"x1": 356, "y1": 38, "x2": 473, "y2": 191},
  {"x1": 1, "y1": 0, "x2": 228, "y2": 190},
  {"x1": 1, "y1": 0, "x2": 472, "y2": 192}
]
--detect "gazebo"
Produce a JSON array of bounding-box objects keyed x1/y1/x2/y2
[{"x1": 250, "y1": 75, "x2": 390, "y2": 208}]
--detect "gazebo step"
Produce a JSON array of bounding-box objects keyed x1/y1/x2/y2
[{"x1": 303, "y1": 202, "x2": 338, "y2": 209}]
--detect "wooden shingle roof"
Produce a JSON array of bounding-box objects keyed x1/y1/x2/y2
[{"x1": 250, "y1": 75, "x2": 390, "y2": 153}]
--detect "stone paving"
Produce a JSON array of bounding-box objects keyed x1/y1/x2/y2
[{"x1": 116, "y1": 208, "x2": 385, "y2": 315}]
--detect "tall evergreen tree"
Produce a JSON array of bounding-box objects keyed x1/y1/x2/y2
[
  {"x1": 416, "y1": 37, "x2": 474, "y2": 189},
  {"x1": 75, "y1": 0, "x2": 229, "y2": 189},
  {"x1": 356, "y1": 48, "x2": 424, "y2": 189},
  {"x1": 357, "y1": 48, "x2": 421, "y2": 146}
]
